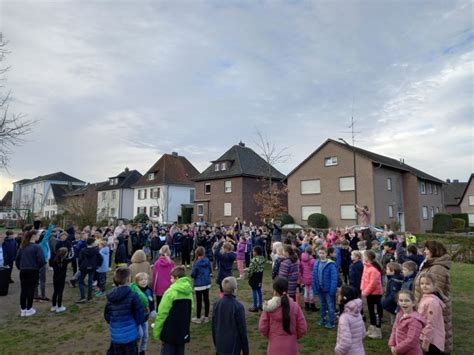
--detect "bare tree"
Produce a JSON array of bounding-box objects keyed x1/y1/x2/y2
[{"x1": 0, "y1": 37, "x2": 36, "y2": 169}]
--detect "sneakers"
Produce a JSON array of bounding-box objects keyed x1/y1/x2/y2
[
  {"x1": 202, "y1": 317, "x2": 209, "y2": 323},
  {"x1": 56, "y1": 306, "x2": 67, "y2": 313},
  {"x1": 191, "y1": 317, "x2": 202, "y2": 324},
  {"x1": 69, "y1": 279, "x2": 77, "y2": 288},
  {"x1": 76, "y1": 298, "x2": 87, "y2": 304},
  {"x1": 319, "y1": 319, "x2": 326, "y2": 327},
  {"x1": 366, "y1": 325, "x2": 375, "y2": 337},
  {"x1": 310, "y1": 303, "x2": 320, "y2": 312},
  {"x1": 50, "y1": 306, "x2": 57, "y2": 312},
  {"x1": 41, "y1": 296, "x2": 51, "y2": 302},
  {"x1": 95, "y1": 291, "x2": 105, "y2": 297},
  {"x1": 92, "y1": 281, "x2": 98, "y2": 287},
  {"x1": 368, "y1": 326, "x2": 382, "y2": 339},
  {"x1": 325, "y1": 323, "x2": 335, "y2": 329},
  {"x1": 20, "y1": 309, "x2": 26, "y2": 317},
  {"x1": 248, "y1": 307, "x2": 259, "y2": 312},
  {"x1": 25, "y1": 308, "x2": 36, "y2": 317}
]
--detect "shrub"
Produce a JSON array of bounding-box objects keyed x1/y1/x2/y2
[
  {"x1": 452, "y1": 213, "x2": 469, "y2": 228},
  {"x1": 432, "y1": 213, "x2": 453, "y2": 233},
  {"x1": 307, "y1": 213, "x2": 328, "y2": 228},
  {"x1": 133, "y1": 213, "x2": 149, "y2": 224},
  {"x1": 280, "y1": 213, "x2": 295, "y2": 226},
  {"x1": 452, "y1": 218, "x2": 466, "y2": 230}
]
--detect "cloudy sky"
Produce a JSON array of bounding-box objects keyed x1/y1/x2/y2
[{"x1": 0, "y1": 0, "x2": 473, "y2": 197}]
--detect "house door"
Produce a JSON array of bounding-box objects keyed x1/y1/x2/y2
[{"x1": 398, "y1": 212, "x2": 405, "y2": 232}]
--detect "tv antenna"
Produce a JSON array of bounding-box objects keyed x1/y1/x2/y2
[{"x1": 341, "y1": 99, "x2": 361, "y2": 146}]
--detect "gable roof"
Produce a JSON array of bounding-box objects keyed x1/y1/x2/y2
[
  {"x1": 49, "y1": 184, "x2": 82, "y2": 205},
  {"x1": 458, "y1": 173, "x2": 474, "y2": 206},
  {"x1": 193, "y1": 143, "x2": 285, "y2": 182},
  {"x1": 443, "y1": 180, "x2": 468, "y2": 206},
  {"x1": 287, "y1": 138, "x2": 444, "y2": 184},
  {"x1": 96, "y1": 169, "x2": 142, "y2": 191},
  {"x1": 0, "y1": 191, "x2": 12, "y2": 207},
  {"x1": 14, "y1": 172, "x2": 85, "y2": 184},
  {"x1": 63, "y1": 181, "x2": 109, "y2": 197},
  {"x1": 133, "y1": 153, "x2": 199, "y2": 188}
]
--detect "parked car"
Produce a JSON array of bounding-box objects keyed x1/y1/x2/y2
[{"x1": 348, "y1": 224, "x2": 384, "y2": 234}]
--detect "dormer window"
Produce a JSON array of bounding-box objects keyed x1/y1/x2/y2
[
  {"x1": 221, "y1": 162, "x2": 226, "y2": 170},
  {"x1": 109, "y1": 178, "x2": 118, "y2": 185},
  {"x1": 148, "y1": 173, "x2": 155, "y2": 181},
  {"x1": 215, "y1": 164, "x2": 220, "y2": 172}
]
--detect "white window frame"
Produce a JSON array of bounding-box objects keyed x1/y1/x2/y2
[
  {"x1": 324, "y1": 156, "x2": 338, "y2": 166},
  {"x1": 341, "y1": 205, "x2": 357, "y2": 220},
  {"x1": 221, "y1": 162, "x2": 227, "y2": 170},
  {"x1": 469, "y1": 196, "x2": 474, "y2": 206},
  {"x1": 339, "y1": 176, "x2": 355, "y2": 191},
  {"x1": 150, "y1": 206, "x2": 159, "y2": 217},
  {"x1": 214, "y1": 164, "x2": 219, "y2": 172},
  {"x1": 430, "y1": 207, "x2": 434, "y2": 218},
  {"x1": 138, "y1": 189, "x2": 147, "y2": 200},
  {"x1": 468, "y1": 214, "x2": 474, "y2": 225},
  {"x1": 436, "y1": 207, "x2": 440, "y2": 214},
  {"x1": 301, "y1": 206, "x2": 321, "y2": 221},
  {"x1": 224, "y1": 180, "x2": 232, "y2": 193},
  {"x1": 110, "y1": 208, "x2": 116, "y2": 216},
  {"x1": 151, "y1": 188, "x2": 160, "y2": 199},
  {"x1": 422, "y1": 206, "x2": 428, "y2": 220},
  {"x1": 50, "y1": 210, "x2": 55, "y2": 216},
  {"x1": 137, "y1": 206, "x2": 146, "y2": 214},
  {"x1": 197, "y1": 204, "x2": 204, "y2": 216},
  {"x1": 420, "y1": 181, "x2": 426, "y2": 194},
  {"x1": 224, "y1": 202, "x2": 232, "y2": 217},
  {"x1": 434, "y1": 185, "x2": 438, "y2": 195},
  {"x1": 204, "y1": 183, "x2": 211, "y2": 194},
  {"x1": 387, "y1": 177, "x2": 392, "y2": 191},
  {"x1": 101, "y1": 192, "x2": 106, "y2": 201},
  {"x1": 148, "y1": 173, "x2": 155, "y2": 181},
  {"x1": 388, "y1": 205, "x2": 393, "y2": 218},
  {"x1": 301, "y1": 179, "x2": 320, "y2": 194}
]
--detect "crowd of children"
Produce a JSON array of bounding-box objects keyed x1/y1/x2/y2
[{"x1": 0, "y1": 219, "x2": 453, "y2": 354}]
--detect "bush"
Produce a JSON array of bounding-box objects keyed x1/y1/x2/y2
[
  {"x1": 432, "y1": 213, "x2": 453, "y2": 233},
  {"x1": 452, "y1": 213, "x2": 469, "y2": 228},
  {"x1": 307, "y1": 213, "x2": 328, "y2": 228},
  {"x1": 133, "y1": 213, "x2": 149, "y2": 224},
  {"x1": 280, "y1": 213, "x2": 295, "y2": 226},
  {"x1": 452, "y1": 218, "x2": 466, "y2": 230}
]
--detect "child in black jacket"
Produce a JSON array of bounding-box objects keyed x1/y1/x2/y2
[
  {"x1": 382, "y1": 262, "x2": 404, "y2": 321},
  {"x1": 50, "y1": 247, "x2": 73, "y2": 312}
]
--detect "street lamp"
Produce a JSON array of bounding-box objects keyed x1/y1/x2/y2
[{"x1": 338, "y1": 138, "x2": 358, "y2": 223}]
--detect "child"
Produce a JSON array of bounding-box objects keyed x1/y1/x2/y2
[
  {"x1": 340, "y1": 240, "x2": 352, "y2": 285},
  {"x1": 300, "y1": 246, "x2": 316, "y2": 311},
  {"x1": 388, "y1": 290, "x2": 425, "y2": 355},
  {"x1": 104, "y1": 267, "x2": 145, "y2": 354},
  {"x1": 335, "y1": 285, "x2": 365, "y2": 355},
  {"x1": 130, "y1": 272, "x2": 155, "y2": 355},
  {"x1": 152, "y1": 245, "x2": 175, "y2": 309},
  {"x1": 401, "y1": 261, "x2": 417, "y2": 291},
  {"x1": 357, "y1": 241, "x2": 367, "y2": 252},
  {"x1": 191, "y1": 246, "x2": 212, "y2": 324},
  {"x1": 312, "y1": 247, "x2": 338, "y2": 329},
  {"x1": 114, "y1": 235, "x2": 128, "y2": 267},
  {"x1": 382, "y1": 262, "x2": 404, "y2": 319},
  {"x1": 2, "y1": 230, "x2": 17, "y2": 283},
  {"x1": 130, "y1": 249, "x2": 152, "y2": 285},
  {"x1": 77, "y1": 237, "x2": 103, "y2": 303},
  {"x1": 236, "y1": 235, "x2": 247, "y2": 279},
  {"x1": 153, "y1": 266, "x2": 193, "y2": 354},
  {"x1": 271, "y1": 243, "x2": 284, "y2": 280},
  {"x1": 247, "y1": 246, "x2": 266, "y2": 312},
  {"x1": 49, "y1": 247, "x2": 73, "y2": 313},
  {"x1": 212, "y1": 276, "x2": 249, "y2": 355},
  {"x1": 361, "y1": 250, "x2": 383, "y2": 339},
  {"x1": 96, "y1": 240, "x2": 109, "y2": 297},
  {"x1": 259, "y1": 277, "x2": 307, "y2": 355},
  {"x1": 417, "y1": 273, "x2": 446, "y2": 354},
  {"x1": 349, "y1": 251, "x2": 364, "y2": 293},
  {"x1": 278, "y1": 245, "x2": 300, "y2": 301},
  {"x1": 216, "y1": 242, "x2": 236, "y2": 298},
  {"x1": 381, "y1": 242, "x2": 396, "y2": 269}
]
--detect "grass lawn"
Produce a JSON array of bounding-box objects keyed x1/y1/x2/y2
[{"x1": 0, "y1": 262, "x2": 472, "y2": 354}]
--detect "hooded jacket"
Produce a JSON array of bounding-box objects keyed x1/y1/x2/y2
[
  {"x1": 299, "y1": 252, "x2": 315, "y2": 286},
  {"x1": 418, "y1": 293, "x2": 446, "y2": 352},
  {"x1": 2, "y1": 237, "x2": 17, "y2": 264},
  {"x1": 153, "y1": 276, "x2": 193, "y2": 345},
  {"x1": 15, "y1": 243, "x2": 46, "y2": 271},
  {"x1": 360, "y1": 262, "x2": 383, "y2": 297},
  {"x1": 388, "y1": 310, "x2": 425, "y2": 355},
  {"x1": 191, "y1": 256, "x2": 212, "y2": 288},
  {"x1": 152, "y1": 256, "x2": 175, "y2": 296},
  {"x1": 259, "y1": 295, "x2": 307, "y2": 355},
  {"x1": 279, "y1": 257, "x2": 300, "y2": 297},
  {"x1": 236, "y1": 240, "x2": 247, "y2": 261},
  {"x1": 104, "y1": 285, "x2": 145, "y2": 344},
  {"x1": 216, "y1": 251, "x2": 236, "y2": 285},
  {"x1": 382, "y1": 273, "x2": 404, "y2": 314},
  {"x1": 335, "y1": 299, "x2": 365, "y2": 355},
  {"x1": 312, "y1": 258, "x2": 337, "y2": 296},
  {"x1": 97, "y1": 246, "x2": 110, "y2": 273},
  {"x1": 79, "y1": 246, "x2": 103, "y2": 272},
  {"x1": 114, "y1": 236, "x2": 127, "y2": 264},
  {"x1": 129, "y1": 249, "x2": 151, "y2": 284},
  {"x1": 349, "y1": 260, "x2": 364, "y2": 292}
]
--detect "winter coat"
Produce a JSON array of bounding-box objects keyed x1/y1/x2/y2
[
  {"x1": 335, "y1": 299, "x2": 365, "y2": 355},
  {"x1": 212, "y1": 294, "x2": 249, "y2": 355},
  {"x1": 114, "y1": 236, "x2": 127, "y2": 264},
  {"x1": 247, "y1": 255, "x2": 265, "y2": 289},
  {"x1": 38, "y1": 225, "x2": 54, "y2": 262},
  {"x1": 216, "y1": 251, "x2": 236, "y2": 285},
  {"x1": 382, "y1": 274, "x2": 404, "y2": 314},
  {"x1": 360, "y1": 262, "x2": 383, "y2": 297},
  {"x1": 129, "y1": 250, "x2": 152, "y2": 284},
  {"x1": 191, "y1": 257, "x2": 212, "y2": 288},
  {"x1": 152, "y1": 256, "x2": 175, "y2": 296},
  {"x1": 414, "y1": 254, "x2": 452, "y2": 353},
  {"x1": 97, "y1": 246, "x2": 110, "y2": 273},
  {"x1": 312, "y1": 259, "x2": 338, "y2": 296},
  {"x1": 401, "y1": 273, "x2": 416, "y2": 291},
  {"x1": 79, "y1": 246, "x2": 103, "y2": 273},
  {"x1": 381, "y1": 251, "x2": 395, "y2": 269},
  {"x1": 153, "y1": 276, "x2": 193, "y2": 345},
  {"x1": 349, "y1": 260, "x2": 364, "y2": 292},
  {"x1": 2, "y1": 238, "x2": 18, "y2": 264},
  {"x1": 104, "y1": 285, "x2": 145, "y2": 344},
  {"x1": 50, "y1": 255, "x2": 73, "y2": 281},
  {"x1": 259, "y1": 296, "x2": 307, "y2": 355},
  {"x1": 418, "y1": 294, "x2": 446, "y2": 352},
  {"x1": 278, "y1": 258, "x2": 300, "y2": 297},
  {"x1": 340, "y1": 248, "x2": 352, "y2": 272},
  {"x1": 299, "y1": 252, "x2": 314, "y2": 286},
  {"x1": 271, "y1": 257, "x2": 282, "y2": 280},
  {"x1": 388, "y1": 310, "x2": 425, "y2": 355},
  {"x1": 236, "y1": 241, "x2": 247, "y2": 261},
  {"x1": 15, "y1": 243, "x2": 46, "y2": 271}
]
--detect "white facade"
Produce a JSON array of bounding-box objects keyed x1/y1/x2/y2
[
  {"x1": 97, "y1": 188, "x2": 135, "y2": 221},
  {"x1": 133, "y1": 184, "x2": 195, "y2": 223},
  {"x1": 43, "y1": 186, "x2": 59, "y2": 218}
]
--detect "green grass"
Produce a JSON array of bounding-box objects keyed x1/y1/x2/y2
[{"x1": 0, "y1": 263, "x2": 472, "y2": 354}]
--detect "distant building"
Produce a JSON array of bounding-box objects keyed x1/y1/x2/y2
[
  {"x1": 62, "y1": 182, "x2": 108, "y2": 221},
  {"x1": 287, "y1": 139, "x2": 444, "y2": 233},
  {"x1": 459, "y1": 174, "x2": 474, "y2": 227},
  {"x1": 192, "y1": 142, "x2": 286, "y2": 224},
  {"x1": 0, "y1": 191, "x2": 12, "y2": 208},
  {"x1": 132, "y1": 152, "x2": 199, "y2": 224},
  {"x1": 442, "y1": 179, "x2": 467, "y2": 214}
]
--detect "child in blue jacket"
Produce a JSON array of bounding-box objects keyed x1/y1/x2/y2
[
  {"x1": 312, "y1": 247, "x2": 338, "y2": 329},
  {"x1": 191, "y1": 246, "x2": 212, "y2": 324}
]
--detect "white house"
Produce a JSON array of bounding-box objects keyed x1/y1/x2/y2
[
  {"x1": 11, "y1": 172, "x2": 86, "y2": 218},
  {"x1": 133, "y1": 152, "x2": 199, "y2": 224},
  {"x1": 96, "y1": 168, "x2": 142, "y2": 221}
]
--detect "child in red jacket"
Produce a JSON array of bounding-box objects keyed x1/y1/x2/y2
[
  {"x1": 361, "y1": 250, "x2": 383, "y2": 339},
  {"x1": 388, "y1": 290, "x2": 425, "y2": 355}
]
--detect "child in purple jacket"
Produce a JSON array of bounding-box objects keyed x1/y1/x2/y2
[{"x1": 236, "y1": 235, "x2": 247, "y2": 279}]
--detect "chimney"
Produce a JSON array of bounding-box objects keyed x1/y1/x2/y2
[
  {"x1": 238, "y1": 141, "x2": 245, "y2": 147},
  {"x1": 453, "y1": 179, "x2": 459, "y2": 183},
  {"x1": 124, "y1": 167, "x2": 129, "y2": 173},
  {"x1": 399, "y1": 158, "x2": 404, "y2": 164},
  {"x1": 171, "y1": 152, "x2": 178, "y2": 156},
  {"x1": 446, "y1": 179, "x2": 451, "y2": 183}
]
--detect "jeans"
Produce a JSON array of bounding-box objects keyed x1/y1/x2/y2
[
  {"x1": 79, "y1": 270, "x2": 95, "y2": 300},
  {"x1": 319, "y1": 292, "x2": 335, "y2": 325},
  {"x1": 34, "y1": 265, "x2": 47, "y2": 298},
  {"x1": 107, "y1": 341, "x2": 138, "y2": 355},
  {"x1": 304, "y1": 284, "x2": 313, "y2": 303},
  {"x1": 161, "y1": 342, "x2": 185, "y2": 355},
  {"x1": 97, "y1": 272, "x2": 107, "y2": 292},
  {"x1": 138, "y1": 322, "x2": 149, "y2": 352},
  {"x1": 252, "y1": 287, "x2": 263, "y2": 308},
  {"x1": 20, "y1": 269, "x2": 39, "y2": 310},
  {"x1": 195, "y1": 288, "x2": 210, "y2": 318}
]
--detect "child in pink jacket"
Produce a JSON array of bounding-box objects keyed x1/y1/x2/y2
[
  {"x1": 300, "y1": 246, "x2": 316, "y2": 311},
  {"x1": 236, "y1": 236, "x2": 247, "y2": 279},
  {"x1": 259, "y1": 277, "x2": 307, "y2": 355},
  {"x1": 388, "y1": 290, "x2": 425, "y2": 355},
  {"x1": 335, "y1": 285, "x2": 366, "y2": 355},
  {"x1": 152, "y1": 245, "x2": 175, "y2": 309},
  {"x1": 417, "y1": 273, "x2": 446, "y2": 354}
]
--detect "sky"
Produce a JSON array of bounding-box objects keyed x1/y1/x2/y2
[{"x1": 0, "y1": 0, "x2": 473, "y2": 198}]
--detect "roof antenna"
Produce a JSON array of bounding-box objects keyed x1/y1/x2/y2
[{"x1": 341, "y1": 98, "x2": 361, "y2": 146}]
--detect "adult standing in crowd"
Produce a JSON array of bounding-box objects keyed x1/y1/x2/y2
[{"x1": 414, "y1": 240, "x2": 453, "y2": 354}]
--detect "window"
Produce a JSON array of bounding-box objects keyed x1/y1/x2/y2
[
  {"x1": 197, "y1": 204, "x2": 204, "y2": 216},
  {"x1": 301, "y1": 206, "x2": 321, "y2": 221},
  {"x1": 151, "y1": 188, "x2": 160, "y2": 199},
  {"x1": 224, "y1": 203, "x2": 232, "y2": 217},
  {"x1": 109, "y1": 178, "x2": 118, "y2": 185},
  {"x1": 430, "y1": 207, "x2": 434, "y2": 218},
  {"x1": 469, "y1": 196, "x2": 474, "y2": 206},
  {"x1": 50, "y1": 210, "x2": 55, "y2": 216},
  {"x1": 138, "y1": 189, "x2": 147, "y2": 200},
  {"x1": 339, "y1": 177, "x2": 355, "y2": 191},
  {"x1": 388, "y1": 205, "x2": 393, "y2": 218},
  {"x1": 101, "y1": 208, "x2": 106, "y2": 216},
  {"x1": 325, "y1": 156, "x2": 338, "y2": 166},
  {"x1": 214, "y1": 164, "x2": 220, "y2": 172},
  {"x1": 204, "y1": 183, "x2": 211, "y2": 194},
  {"x1": 101, "y1": 192, "x2": 106, "y2": 201},
  {"x1": 420, "y1": 181, "x2": 426, "y2": 194},
  {"x1": 436, "y1": 207, "x2": 440, "y2": 214},
  {"x1": 137, "y1": 206, "x2": 147, "y2": 214},
  {"x1": 110, "y1": 208, "x2": 116, "y2": 216},
  {"x1": 434, "y1": 185, "x2": 438, "y2": 195},
  {"x1": 221, "y1": 162, "x2": 227, "y2": 170},
  {"x1": 190, "y1": 189, "x2": 195, "y2": 203},
  {"x1": 469, "y1": 214, "x2": 474, "y2": 225},
  {"x1": 112, "y1": 191, "x2": 117, "y2": 200},
  {"x1": 148, "y1": 173, "x2": 155, "y2": 181},
  {"x1": 387, "y1": 178, "x2": 392, "y2": 191},
  {"x1": 150, "y1": 206, "x2": 159, "y2": 217},
  {"x1": 422, "y1": 206, "x2": 428, "y2": 220},
  {"x1": 428, "y1": 184, "x2": 432, "y2": 194},
  {"x1": 301, "y1": 180, "x2": 320, "y2": 194},
  {"x1": 341, "y1": 205, "x2": 357, "y2": 220},
  {"x1": 45, "y1": 211, "x2": 49, "y2": 218},
  {"x1": 224, "y1": 180, "x2": 232, "y2": 193}
]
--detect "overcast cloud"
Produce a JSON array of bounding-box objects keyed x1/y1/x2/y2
[{"x1": 0, "y1": 0, "x2": 473, "y2": 197}]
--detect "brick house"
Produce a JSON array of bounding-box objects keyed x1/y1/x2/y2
[
  {"x1": 192, "y1": 142, "x2": 286, "y2": 225},
  {"x1": 442, "y1": 179, "x2": 468, "y2": 214},
  {"x1": 62, "y1": 182, "x2": 108, "y2": 221},
  {"x1": 287, "y1": 139, "x2": 444, "y2": 233},
  {"x1": 459, "y1": 174, "x2": 474, "y2": 226}
]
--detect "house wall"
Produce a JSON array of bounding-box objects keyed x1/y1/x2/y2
[
  {"x1": 97, "y1": 189, "x2": 120, "y2": 220},
  {"x1": 460, "y1": 180, "x2": 474, "y2": 226},
  {"x1": 418, "y1": 180, "x2": 444, "y2": 232},
  {"x1": 120, "y1": 189, "x2": 135, "y2": 220},
  {"x1": 133, "y1": 184, "x2": 164, "y2": 221},
  {"x1": 287, "y1": 141, "x2": 375, "y2": 227},
  {"x1": 167, "y1": 185, "x2": 195, "y2": 223},
  {"x1": 373, "y1": 167, "x2": 404, "y2": 227},
  {"x1": 42, "y1": 186, "x2": 58, "y2": 218},
  {"x1": 402, "y1": 174, "x2": 421, "y2": 233}
]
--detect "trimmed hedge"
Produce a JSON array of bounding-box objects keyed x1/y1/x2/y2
[
  {"x1": 280, "y1": 213, "x2": 295, "y2": 226},
  {"x1": 452, "y1": 213, "x2": 469, "y2": 228},
  {"x1": 133, "y1": 213, "x2": 149, "y2": 223},
  {"x1": 432, "y1": 213, "x2": 453, "y2": 233},
  {"x1": 452, "y1": 218, "x2": 466, "y2": 230},
  {"x1": 307, "y1": 213, "x2": 328, "y2": 228}
]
